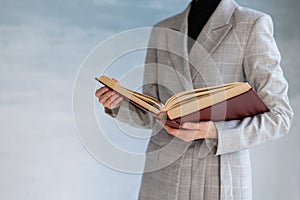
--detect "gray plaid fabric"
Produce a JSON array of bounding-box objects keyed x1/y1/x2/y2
[
  {"x1": 105, "y1": 0, "x2": 294, "y2": 199},
  {"x1": 138, "y1": 141, "x2": 220, "y2": 200}
]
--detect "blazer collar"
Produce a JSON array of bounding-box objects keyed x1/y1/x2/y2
[
  {"x1": 209, "y1": 0, "x2": 238, "y2": 30},
  {"x1": 169, "y1": 0, "x2": 238, "y2": 32}
]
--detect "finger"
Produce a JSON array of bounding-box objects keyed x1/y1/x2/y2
[
  {"x1": 103, "y1": 94, "x2": 123, "y2": 108},
  {"x1": 172, "y1": 129, "x2": 197, "y2": 137},
  {"x1": 99, "y1": 90, "x2": 114, "y2": 103},
  {"x1": 181, "y1": 122, "x2": 201, "y2": 130},
  {"x1": 172, "y1": 127, "x2": 207, "y2": 140},
  {"x1": 180, "y1": 130, "x2": 207, "y2": 141},
  {"x1": 207, "y1": 121, "x2": 216, "y2": 129},
  {"x1": 102, "y1": 94, "x2": 115, "y2": 107},
  {"x1": 109, "y1": 93, "x2": 121, "y2": 102},
  {"x1": 109, "y1": 96, "x2": 123, "y2": 108},
  {"x1": 103, "y1": 96, "x2": 112, "y2": 108},
  {"x1": 98, "y1": 90, "x2": 114, "y2": 104},
  {"x1": 163, "y1": 123, "x2": 188, "y2": 136},
  {"x1": 182, "y1": 121, "x2": 212, "y2": 130},
  {"x1": 95, "y1": 87, "x2": 109, "y2": 97},
  {"x1": 156, "y1": 119, "x2": 208, "y2": 141},
  {"x1": 156, "y1": 120, "x2": 198, "y2": 139},
  {"x1": 161, "y1": 123, "x2": 174, "y2": 133},
  {"x1": 199, "y1": 121, "x2": 214, "y2": 134}
]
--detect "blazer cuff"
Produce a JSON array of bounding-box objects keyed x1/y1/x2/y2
[
  {"x1": 213, "y1": 121, "x2": 242, "y2": 156},
  {"x1": 104, "y1": 106, "x2": 120, "y2": 118}
]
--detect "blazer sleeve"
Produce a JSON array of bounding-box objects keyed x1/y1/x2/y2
[
  {"x1": 104, "y1": 28, "x2": 159, "y2": 129},
  {"x1": 214, "y1": 14, "x2": 294, "y2": 155}
]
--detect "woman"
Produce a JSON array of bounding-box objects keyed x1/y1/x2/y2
[{"x1": 95, "y1": 0, "x2": 293, "y2": 199}]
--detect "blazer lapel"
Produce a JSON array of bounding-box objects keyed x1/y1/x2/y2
[
  {"x1": 167, "y1": 0, "x2": 238, "y2": 90},
  {"x1": 166, "y1": 4, "x2": 193, "y2": 91},
  {"x1": 190, "y1": 0, "x2": 238, "y2": 57}
]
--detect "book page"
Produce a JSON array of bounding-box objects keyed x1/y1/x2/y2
[
  {"x1": 97, "y1": 76, "x2": 163, "y2": 113},
  {"x1": 165, "y1": 82, "x2": 243, "y2": 110},
  {"x1": 166, "y1": 83, "x2": 251, "y2": 120}
]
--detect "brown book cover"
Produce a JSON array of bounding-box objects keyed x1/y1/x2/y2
[{"x1": 159, "y1": 88, "x2": 270, "y2": 128}]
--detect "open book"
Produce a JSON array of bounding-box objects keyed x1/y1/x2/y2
[{"x1": 96, "y1": 76, "x2": 269, "y2": 128}]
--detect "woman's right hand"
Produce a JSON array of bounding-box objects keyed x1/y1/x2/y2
[{"x1": 95, "y1": 79, "x2": 123, "y2": 110}]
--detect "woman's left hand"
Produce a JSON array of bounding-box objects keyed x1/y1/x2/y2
[{"x1": 156, "y1": 120, "x2": 218, "y2": 142}]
